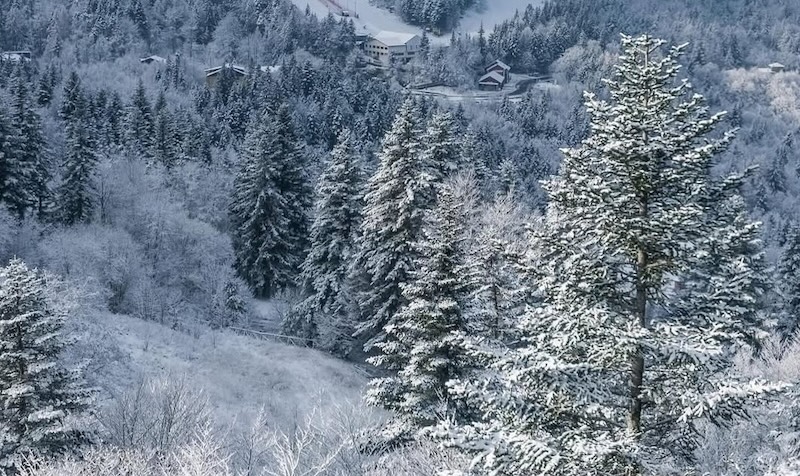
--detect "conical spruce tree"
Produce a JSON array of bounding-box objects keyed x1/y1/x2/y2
[
  {"x1": 351, "y1": 98, "x2": 428, "y2": 350},
  {"x1": 0, "y1": 259, "x2": 93, "y2": 470},
  {"x1": 7, "y1": 74, "x2": 48, "y2": 220},
  {"x1": 57, "y1": 73, "x2": 98, "y2": 225},
  {"x1": 285, "y1": 129, "x2": 363, "y2": 354},
  {"x1": 229, "y1": 105, "x2": 310, "y2": 298},
  {"x1": 419, "y1": 110, "x2": 460, "y2": 187},
  {"x1": 0, "y1": 106, "x2": 14, "y2": 213},
  {"x1": 127, "y1": 79, "x2": 155, "y2": 159},
  {"x1": 445, "y1": 35, "x2": 785, "y2": 475},
  {"x1": 779, "y1": 227, "x2": 800, "y2": 341},
  {"x1": 367, "y1": 179, "x2": 470, "y2": 440}
]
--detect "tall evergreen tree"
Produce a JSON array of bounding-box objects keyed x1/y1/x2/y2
[
  {"x1": 154, "y1": 93, "x2": 178, "y2": 167},
  {"x1": 7, "y1": 74, "x2": 48, "y2": 219},
  {"x1": 462, "y1": 192, "x2": 527, "y2": 341},
  {"x1": 0, "y1": 105, "x2": 14, "y2": 214},
  {"x1": 445, "y1": 35, "x2": 784, "y2": 475},
  {"x1": 0, "y1": 259, "x2": 93, "y2": 470},
  {"x1": 285, "y1": 129, "x2": 362, "y2": 354},
  {"x1": 127, "y1": 79, "x2": 155, "y2": 159},
  {"x1": 57, "y1": 73, "x2": 98, "y2": 225},
  {"x1": 779, "y1": 227, "x2": 800, "y2": 341},
  {"x1": 351, "y1": 99, "x2": 427, "y2": 350},
  {"x1": 418, "y1": 110, "x2": 460, "y2": 200},
  {"x1": 229, "y1": 105, "x2": 310, "y2": 298},
  {"x1": 367, "y1": 180, "x2": 470, "y2": 440}
]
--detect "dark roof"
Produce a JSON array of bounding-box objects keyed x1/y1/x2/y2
[
  {"x1": 479, "y1": 71, "x2": 505, "y2": 85},
  {"x1": 485, "y1": 59, "x2": 511, "y2": 72}
]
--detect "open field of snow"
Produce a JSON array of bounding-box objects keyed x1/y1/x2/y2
[
  {"x1": 290, "y1": 0, "x2": 546, "y2": 44},
  {"x1": 73, "y1": 312, "x2": 368, "y2": 430},
  {"x1": 458, "y1": 0, "x2": 544, "y2": 33}
]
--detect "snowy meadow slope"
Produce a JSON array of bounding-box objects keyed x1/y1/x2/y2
[
  {"x1": 288, "y1": 0, "x2": 546, "y2": 41},
  {"x1": 71, "y1": 311, "x2": 368, "y2": 431}
]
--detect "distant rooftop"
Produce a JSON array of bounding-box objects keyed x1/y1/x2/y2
[
  {"x1": 140, "y1": 55, "x2": 167, "y2": 64},
  {"x1": 372, "y1": 31, "x2": 418, "y2": 47},
  {"x1": 486, "y1": 59, "x2": 511, "y2": 71},
  {"x1": 1, "y1": 50, "x2": 32, "y2": 62},
  {"x1": 479, "y1": 71, "x2": 506, "y2": 84},
  {"x1": 205, "y1": 64, "x2": 249, "y2": 76}
]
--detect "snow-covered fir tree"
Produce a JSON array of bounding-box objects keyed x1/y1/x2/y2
[
  {"x1": 127, "y1": 79, "x2": 155, "y2": 160},
  {"x1": 229, "y1": 104, "x2": 311, "y2": 298},
  {"x1": 675, "y1": 191, "x2": 772, "y2": 352},
  {"x1": 0, "y1": 101, "x2": 14, "y2": 214},
  {"x1": 154, "y1": 92, "x2": 178, "y2": 167},
  {"x1": 419, "y1": 111, "x2": 460, "y2": 193},
  {"x1": 443, "y1": 35, "x2": 786, "y2": 475},
  {"x1": 367, "y1": 179, "x2": 470, "y2": 440},
  {"x1": 779, "y1": 227, "x2": 800, "y2": 341},
  {"x1": 57, "y1": 73, "x2": 98, "y2": 225},
  {"x1": 284, "y1": 129, "x2": 363, "y2": 354},
  {"x1": 0, "y1": 259, "x2": 93, "y2": 470},
  {"x1": 351, "y1": 98, "x2": 431, "y2": 350},
  {"x1": 7, "y1": 73, "x2": 48, "y2": 220},
  {"x1": 462, "y1": 192, "x2": 529, "y2": 341}
]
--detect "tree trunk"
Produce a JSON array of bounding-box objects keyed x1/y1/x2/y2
[{"x1": 628, "y1": 196, "x2": 649, "y2": 436}]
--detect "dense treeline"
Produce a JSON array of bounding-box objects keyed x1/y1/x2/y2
[{"x1": 0, "y1": 0, "x2": 799, "y2": 473}]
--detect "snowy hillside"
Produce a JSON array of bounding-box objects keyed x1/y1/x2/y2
[
  {"x1": 72, "y1": 312, "x2": 368, "y2": 430},
  {"x1": 289, "y1": 0, "x2": 544, "y2": 42},
  {"x1": 458, "y1": 1, "x2": 542, "y2": 32}
]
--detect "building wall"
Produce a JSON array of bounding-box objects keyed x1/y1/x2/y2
[{"x1": 364, "y1": 36, "x2": 420, "y2": 66}]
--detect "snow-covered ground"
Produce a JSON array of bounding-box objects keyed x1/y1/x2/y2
[
  {"x1": 290, "y1": 0, "x2": 545, "y2": 45},
  {"x1": 458, "y1": 0, "x2": 543, "y2": 33},
  {"x1": 73, "y1": 311, "x2": 367, "y2": 430}
]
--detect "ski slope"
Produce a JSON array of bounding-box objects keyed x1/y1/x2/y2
[{"x1": 290, "y1": 0, "x2": 545, "y2": 44}]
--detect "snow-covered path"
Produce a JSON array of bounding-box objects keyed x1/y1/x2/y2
[{"x1": 289, "y1": 0, "x2": 546, "y2": 45}]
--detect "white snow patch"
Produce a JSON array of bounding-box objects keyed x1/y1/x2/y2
[
  {"x1": 289, "y1": 0, "x2": 546, "y2": 45},
  {"x1": 458, "y1": 1, "x2": 545, "y2": 34},
  {"x1": 76, "y1": 312, "x2": 367, "y2": 430}
]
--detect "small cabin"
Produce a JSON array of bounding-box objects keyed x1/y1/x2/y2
[
  {"x1": 478, "y1": 71, "x2": 506, "y2": 91},
  {"x1": 0, "y1": 50, "x2": 32, "y2": 63},
  {"x1": 204, "y1": 63, "x2": 248, "y2": 88},
  {"x1": 769, "y1": 62, "x2": 786, "y2": 73},
  {"x1": 479, "y1": 59, "x2": 511, "y2": 90},
  {"x1": 140, "y1": 55, "x2": 167, "y2": 65}
]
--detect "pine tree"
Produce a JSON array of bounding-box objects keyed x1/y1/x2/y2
[
  {"x1": 462, "y1": 192, "x2": 527, "y2": 341},
  {"x1": 285, "y1": 129, "x2": 362, "y2": 354},
  {"x1": 7, "y1": 74, "x2": 48, "y2": 219},
  {"x1": 0, "y1": 259, "x2": 93, "y2": 470},
  {"x1": 36, "y1": 65, "x2": 56, "y2": 107},
  {"x1": 105, "y1": 92, "x2": 124, "y2": 147},
  {"x1": 0, "y1": 106, "x2": 14, "y2": 214},
  {"x1": 419, "y1": 111, "x2": 460, "y2": 196},
  {"x1": 351, "y1": 99, "x2": 427, "y2": 350},
  {"x1": 367, "y1": 180, "x2": 469, "y2": 440},
  {"x1": 127, "y1": 79, "x2": 155, "y2": 159},
  {"x1": 229, "y1": 105, "x2": 310, "y2": 298},
  {"x1": 445, "y1": 35, "x2": 784, "y2": 475},
  {"x1": 154, "y1": 93, "x2": 177, "y2": 167},
  {"x1": 779, "y1": 227, "x2": 800, "y2": 341},
  {"x1": 57, "y1": 73, "x2": 98, "y2": 225}
]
